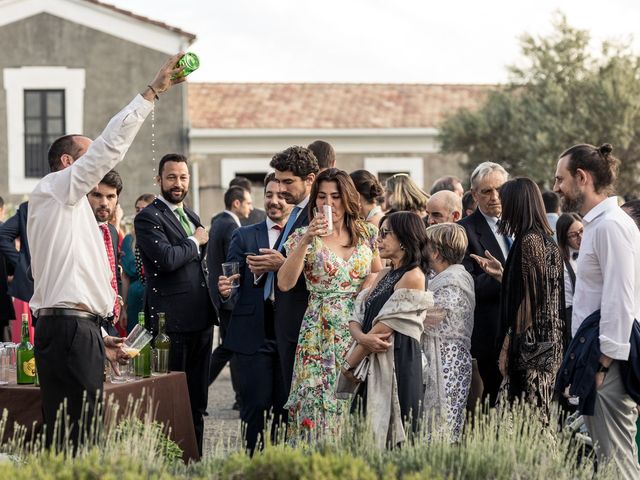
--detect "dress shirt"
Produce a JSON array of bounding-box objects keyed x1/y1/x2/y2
[
  {"x1": 28, "y1": 94, "x2": 153, "y2": 316},
  {"x1": 223, "y1": 210, "x2": 242, "y2": 228},
  {"x1": 266, "y1": 218, "x2": 283, "y2": 249},
  {"x1": 156, "y1": 195, "x2": 199, "y2": 250},
  {"x1": 479, "y1": 210, "x2": 510, "y2": 259},
  {"x1": 572, "y1": 197, "x2": 640, "y2": 360},
  {"x1": 564, "y1": 249, "x2": 578, "y2": 308}
]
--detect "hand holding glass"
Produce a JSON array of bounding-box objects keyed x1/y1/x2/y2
[
  {"x1": 122, "y1": 324, "x2": 153, "y2": 359},
  {"x1": 222, "y1": 262, "x2": 240, "y2": 288},
  {"x1": 313, "y1": 205, "x2": 333, "y2": 236}
]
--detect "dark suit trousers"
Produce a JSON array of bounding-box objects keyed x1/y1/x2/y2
[
  {"x1": 234, "y1": 302, "x2": 287, "y2": 453},
  {"x1": 209, "y1": 311, "x2": 239, "y2": 398},
  {"x1": 168, "y1": 325, "x2": 213, "y2": 456},
  {"x1": 34, "y1": 314, "x2": 105, "y2": 450}
]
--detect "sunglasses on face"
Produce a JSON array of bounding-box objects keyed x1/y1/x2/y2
[{"x1": 378, "y1": 227, "x2": 393, "y2": 239}]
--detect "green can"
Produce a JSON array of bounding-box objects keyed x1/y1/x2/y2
[{"x1": 174, "y1": 52, "x2": 199, "y2": 78}]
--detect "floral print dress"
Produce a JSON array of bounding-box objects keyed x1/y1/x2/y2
[{"x1": 284, "y1": 222, "x2": 378, "y2": 436}]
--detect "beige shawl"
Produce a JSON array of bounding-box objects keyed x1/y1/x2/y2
[{"x1": 349, "y1": 287, "x2": 433, "y2": 448}]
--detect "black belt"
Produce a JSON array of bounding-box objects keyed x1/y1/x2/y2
[{"x1": 35, "y1": 308, "x2": 112, "y2": 327}]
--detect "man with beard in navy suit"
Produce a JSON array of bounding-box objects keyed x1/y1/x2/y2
[{"x1": 217, "y1": 173, "x2": 292, "y2": 452}]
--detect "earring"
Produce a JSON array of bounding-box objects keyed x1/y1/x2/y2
[{"x1": 400, "y1": 244, "x2": 405, "y2": 250}]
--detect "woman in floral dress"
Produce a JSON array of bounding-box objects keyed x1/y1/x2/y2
[{"x1": 278, "y1": 168, "x2": 382, "y2": 437}]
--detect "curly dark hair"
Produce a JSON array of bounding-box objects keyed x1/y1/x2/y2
[
  {"x1": 100, "y1": 170, "x2": 123, "y2": 196},
  {"x1": 560, "y1": 143, "x2": 619, "y2": 195},
  {"x1": 269, "y1": 146, "x2": 319, "y2": 179}
]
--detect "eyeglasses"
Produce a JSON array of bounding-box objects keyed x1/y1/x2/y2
[
  {"x1": 379, "y1": 227, "x2": 393, "y2": 239},
  {"x1": 567, "y1": 229, "x2": 584, "y2": 240}
]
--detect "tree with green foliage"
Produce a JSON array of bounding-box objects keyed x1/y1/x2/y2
[{"x1": 439, "y1": 13, "x2": 640, "y2": 197}]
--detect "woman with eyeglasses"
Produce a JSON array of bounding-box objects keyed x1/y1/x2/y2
[
  {"x1": 340, "y1": 211, "x2": 433, "y2": 448},
  {"x1": 556, "y1": 213, "x2": 583, "y2": 323},
  {"x1": 471, "y1": 177, "x2": 566, "y2": 421},
  {"x1": 384, "y1": 173, "x2": 430, "y2": 220},
  {"x1": 278, "y1": 168, "x2": 382, "y2": 438}
]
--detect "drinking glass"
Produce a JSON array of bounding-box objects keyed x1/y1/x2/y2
[
  {"x1": 0, "y1": 346, "x2": 9, "y2": 385},
  {"x1": 222, "y1": 262, "x2": 240, "y2": 288},
  {"x1": 313, "y1": 205, "x2": 333, "y2": 236},
  {"x1": 122, "y1": 324, "x2": 153, "y2": 359}
]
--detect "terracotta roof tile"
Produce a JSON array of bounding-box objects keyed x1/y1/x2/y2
[
  {"x1": 188, "y1": 83, "x2": 494, "y2": 129},
  {"x1": 85, "y1": 0, "x2": 196, "y2": 41}
]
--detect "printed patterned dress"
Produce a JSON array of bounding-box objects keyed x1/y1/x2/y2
[{"x1": 284, "y1": 222, "x2": 378, "y2": 436}]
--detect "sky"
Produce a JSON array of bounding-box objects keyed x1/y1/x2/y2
[{"x1": 110, "y1": 0, "x2": 640, "y2": 84}]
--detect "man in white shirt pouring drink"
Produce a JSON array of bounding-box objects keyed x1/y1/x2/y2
[{"x1": 27, "y1": 53, "x2": 186, "y2": 450}]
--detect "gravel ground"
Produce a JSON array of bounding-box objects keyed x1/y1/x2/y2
[{"x1": 202, "y1": 365, "x2": 242, "y2": 456}]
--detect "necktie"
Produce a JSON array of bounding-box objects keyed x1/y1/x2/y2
[
  {"x1": 175, "y1": 207, "x2": 194, "y2": 236},
  {"x1": 572, "y1": 251, "x2": 579, "y2": 261},
  {"x1": 264, "y1": 207, "x2": 301, "y2": 301},
  {"x1": 503, "y1": 235, "x2": 512, "y2": 252},
  {"x1": 99, "y1": 224, "x2": 120, "y2": 321}
]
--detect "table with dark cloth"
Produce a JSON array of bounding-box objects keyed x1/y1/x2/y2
[{"x1": 0, "y1": 372, "x2": 199, "y2": 462}]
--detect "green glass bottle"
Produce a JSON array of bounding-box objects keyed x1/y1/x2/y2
[
  {"x1": 154, "y1": 312, "x2": 170, "y2": 374},
  {"x1": 173, "y1": 52, "x2": 199, "y2": 78},
  {"x1": 134, "y1": 312, "x2": 152, "y2": 378},
  {"x1": 16, "y1": 314, "x2": 35, "y2": 384}
]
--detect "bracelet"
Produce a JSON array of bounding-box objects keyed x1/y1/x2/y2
[{"x1": 147, "y1": 84, "x2": 160, "y2": 101}]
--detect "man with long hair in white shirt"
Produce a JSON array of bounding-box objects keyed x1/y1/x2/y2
[
  {"x1": 28, "y1": 53, "x2": 186, "y2": 450},
  {"x1": 554, "y1": 143, "x2": 640, "y2": 478}
]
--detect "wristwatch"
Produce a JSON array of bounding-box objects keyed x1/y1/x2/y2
[{"x1": 596, "y1": 363, "x2": 609, "y2": 373}]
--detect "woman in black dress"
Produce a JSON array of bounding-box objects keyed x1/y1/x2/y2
[
  {"x1": 472, "y1": 178, "x2": 566, "y2": 421},
  {"x1": 342, "y1": 211, "x2": 433, "y2": 447}
]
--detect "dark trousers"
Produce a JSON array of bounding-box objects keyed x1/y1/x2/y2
[
  {"x1": 168, "y1": 325, "x2": 213, "y2": 456},
  {"x1": 209, "y1": 311, "x2": 239, "y2": 399},
  {"x1": 34, "y1": 314, "x2": 105, "y2": 450},
  {"x1": 476, "y1": 351, "x2": 502, "y2": 407},
  {"x1": 235, "y1": 339, "x2": 287, "y2": 453}
]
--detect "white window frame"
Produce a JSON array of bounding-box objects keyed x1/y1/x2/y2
[
  {"x1": 363, "y1": 157, "x2": 424, "y2": 187},
  {"x1": 220, "y1": 158, "x2": 272, "y2": 188},
  {"x1": 3, "y1": 66, "x2": 85, "y2": 194}
]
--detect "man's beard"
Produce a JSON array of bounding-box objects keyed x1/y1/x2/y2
[
  {"x1": 561, "y1": 188, "x2": 585, "y2": 213},
  {"x1": 161, "y1": 185, "x2": 188, "y2": 204},
  {"x1": 94, "y1": 208, "x2": 111, "y2": 222}
]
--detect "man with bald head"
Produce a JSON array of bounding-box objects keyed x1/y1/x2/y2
[{"x1": 426, "y1": 190, "x2": 463, "y2": 225}]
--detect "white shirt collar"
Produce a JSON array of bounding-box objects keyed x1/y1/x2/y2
[
  {"x1": 266, "y1": 217, "x2": 278, "y2": 230},
  {"x1": 295, "y1": 195, "x2": 310, "y2": 211},
  {"x1": 479, "y1": 209, "x2": 499, "y2": 231},
  {"x1": 582, "y1": 196, "x2": 618, "y2": 224},
  {"x1": 224, "y1": 209, "x2": 241, "y2": 227},
  {"x1": 158, "y1": 194, "x2": 181, "y2": 212}
]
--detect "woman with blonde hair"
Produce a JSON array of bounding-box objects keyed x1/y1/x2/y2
[
  {"x1": 422, "y1": 223, "x2": 475, "y2": 441},
  {"x1": 384, "y1": 173, "x2": 429, "y2": 219}
]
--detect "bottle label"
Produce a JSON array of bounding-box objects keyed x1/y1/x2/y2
[{"x1": 22, "y1": 358, "x2": 36, "y2": 377}]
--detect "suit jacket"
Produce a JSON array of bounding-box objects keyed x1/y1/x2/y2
[
  {"x1": 207, "y1": 212, "x2": 240, "y2": 313},
  {"x1": 0, "y1": 221, "x2": 15, "y2": 323},
  {"x1": 274, "y1": 206, "x2": 310, "y2": 346},
  {"x1": 223, "y1": 221, "x2": 271, "y2": 354},
  {"x1": 134, "y1": 198, "x2": 217, "y2": 334},
  {"x1": 458, "y1": 208, "x2": 507, "y2": 358},
  {"x1": 0, "y1": 202, "x2": 32, "y2": 302},
  {"x1": 240, "y1": 208, "x2": 267, "y2": 226}
]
